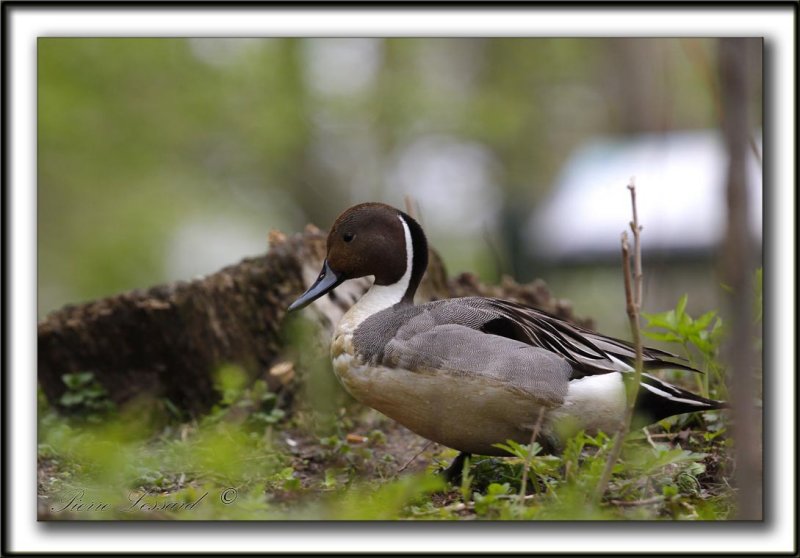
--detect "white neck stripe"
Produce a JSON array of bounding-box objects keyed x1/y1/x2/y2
[
  {"x1": 338, "y1": 214, "x2": 414, "y2": 333},
  {"x1": 396, "y1": 214, "x2": 414, "y2": 300}
]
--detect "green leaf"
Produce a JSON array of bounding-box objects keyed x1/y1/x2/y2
[
  {"x1": 283, "y1": 476, "x2": 301, "y2": 491},
  {"x1": 694, "y1": 310, "x2": 717, "y2": 331},
  {"x1": 75, "y1": 371, "x2": 94, "y2": 384},
  {"x1": 264, "y1": 408, "x2": 285, "y2": 424},
  {"x1": 59, "y1": 391, "x2": 85, "y2": 406},
  {"x1": 643, "y1": 310, "x2": 677, "y2": 330},
  {"x1": 61, "y1": 375, "x2": 79, "y2": 389},
  {"x1": 487, "y1": 482, "x2": 511, "y2": 497},
  {"x1": 83, "y1": 386, "x2": 107, "y2": 399},
  {"x1": 691, "y1": 336, "x2": 713, "y2": 354},
  {"x1": 213, "y1": 364, "x2": 248, "y2": 405},
  {"x1": 493, "y1": 439, "x2": 542, "y2": 461},
  {"x1": 642, "y1": 331, "x2": 684, "y2": 343},
  {"x1": 493, "y1": 440, "x2": 521, "y2": 457},
  {"x1": 630, "y1": 447, "x2": 706, "y2": 475},
  {"x1": 62, "y1": 372, "x2": 93, "y2": 389},
  {"x1": 322, "y1": 469, "x2": 339, "y2": 490},
  {"x1": 678, "y1": 310, "x2": 693, "y2": 332},
  {"x1": 675, "y1": 294, "x2": 688, "y2": 321},
  {"x1": 720, "y1": 282, "x2": 734, "y2": 294}
]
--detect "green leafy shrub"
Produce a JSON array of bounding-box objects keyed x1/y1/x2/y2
[
  {"x1": 59, "y1": 371, "x2": 116, "y2": 422},
  {"x1": 643, "y1": 294, "x2": 726, "y2": 400}
]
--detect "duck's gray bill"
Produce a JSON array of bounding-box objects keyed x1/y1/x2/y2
[{"x1": 288, "y1": 260, "x2": 344, "y2": 312}]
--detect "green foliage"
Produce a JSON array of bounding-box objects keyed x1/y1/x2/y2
[
  {"x1": 207, "y1": 368, "x2": 286, "y2": 432},
  {"x1": 39, "y1": 389, "x2": 290, "y2": 519},
  {"x1": 324, "y1": 474, "x2": 445, "y2": 520},
  {"x1": 39, "y1": 357, "x2": 734, "y2": 521},
  {"x1": 472, "y1": 482, "x2": 513, "y2": 517},
  {"x1": 642, "y1": 294, "x2": 722, "y2": 354},
  {"x1": 316, "y1": 428, "x2": 397, "y2": 484},
  {"x1": 269, "y1": 467, "x2": 302, "y2": 492},
  {"x1": 245, "y1": 380, "x2": 287, "y2": 428},
  {"x1": 59, "y1": 372, "x2": 116, "y2": 421},
  {"x1": 38, "y1": 289, "x2": 739, "y2": 521},
  {"x1": 212, "y1": 364, "x2": 248, "y2": 406},
  {"x1": 643, "y1": 294, "x2": 726, "y2": 400}
]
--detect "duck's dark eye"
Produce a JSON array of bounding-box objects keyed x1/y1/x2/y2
[{"x1": 343, "y1": 232, "x2": 355, "y2": 243}]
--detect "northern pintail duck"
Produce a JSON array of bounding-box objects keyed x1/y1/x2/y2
[{"x1": 288, "y1": 203, "x2": 725, "y2": 477}]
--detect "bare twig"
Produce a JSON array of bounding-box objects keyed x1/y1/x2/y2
[
  {"x1": 643, "y1": 427, "x2": 659, "y2": 449},
  {"x1": 646, "y1": 431, "x2": 703, "y2": 439},
  {"x1": 628, "y1": 179, "x2": 643, "y2": 313},
  {"x1": 396, "y1": 441, "x2": 433, "y2": 474},
  {"x1": 621, "y1": 233, "x2": 635, "y2": 325},
  {"x1": 607, "y1": 496, "x2": 665, "y2": 507},
  {"x1": 519, "y1": 406, "x2": 547, "y2": 501},
  {"x1": 594, "y1": 178, "x2": 645, "y2": 503}
]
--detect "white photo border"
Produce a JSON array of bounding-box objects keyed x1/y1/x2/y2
[{"x1": 5, "y1": 3, "x2": 795, "y2": 554}]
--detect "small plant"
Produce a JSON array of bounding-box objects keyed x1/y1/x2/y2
[
  {"x1": 206, "y1": 367, "x2": 288, "y2": 433},
  {"x1": 269, "y1": 467, "x2": 302, "y2": 492},
  {"x1": 318, "y1": 430, "x2": 390, "y2": 483},
  {"x1": 642, "y1": 294, "x2": 726, "y2": 400},
  {"x1": 492, "y1": 439, "x2": 560, "y2": 496},
  {"x1": 59, "y1": 371, "x2": 116, "y2": 422},
  {"x1": 245, "y1": 380, "x2": 286, "y2": 429},
  {"x1": 212, "y1": 364, "x2": 249, "y2": 407},
  {"x1": 472, "y1": 482, "x2": 512, "y2": 517}
]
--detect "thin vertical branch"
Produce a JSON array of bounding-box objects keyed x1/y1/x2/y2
[
  {"x1": 519, "y1": 406, "x2": 546, "y2": 502},
  {"x1": 594, "y1": 178, "x2": 645, "y2": 503},
  {"x1": 621, "y1": 232, "x2": 635, "y2": 320},
  {"x1": 719, "y1": 38, "x2": 761, "y2": 520},
  {"x1": 628, "y1": 178, "x2": 643, "y2": 313},
  {"x1": 396, "y1": 440, "x2": 433, "y2": 474}
]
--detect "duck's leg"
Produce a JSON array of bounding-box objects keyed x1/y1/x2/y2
[{"x1": 440, "y1": 452, "x2": 472, "y2": 484}]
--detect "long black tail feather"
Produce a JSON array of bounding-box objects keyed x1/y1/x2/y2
[{"x1": 633, "y1": 373, "x2": 727, "y2": 427}]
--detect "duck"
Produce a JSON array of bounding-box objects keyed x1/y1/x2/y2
[{"x1": 288, "y1": 202, "x2": 725, "y2": 479}]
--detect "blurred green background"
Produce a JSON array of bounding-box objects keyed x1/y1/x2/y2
[{"x1": 38, "y1": 38, "x2": 762, "y2": 334}]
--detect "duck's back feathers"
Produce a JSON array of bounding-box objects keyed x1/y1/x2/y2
[
  {"x1": 478, "y1": 298, "x2": 700, "y2": 377},
  {"x1": 353, "y1": 296, "x2": 699, "y2": 391}
]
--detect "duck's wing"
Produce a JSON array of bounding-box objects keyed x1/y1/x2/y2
[
  {"x1": 382, "y1": 321, "x2": 574, "y2": 407},
  {"x1": 354, "y1": 296, "x2": 698, "y2": 386},
  {"x1": 361, "y1": 300, "x2": 720, "y2": 434},
  {"x1": 450, "y1": 297, "x2": 699, "y2": 378}
]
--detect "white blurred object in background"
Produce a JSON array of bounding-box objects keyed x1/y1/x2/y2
[{"x1": 527, "y1": 130, "x2": 762, "y2": 261}]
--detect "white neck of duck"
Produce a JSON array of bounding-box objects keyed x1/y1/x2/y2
[{"x1": 337, "y1": 215, "x2": 415, "y2": 335}]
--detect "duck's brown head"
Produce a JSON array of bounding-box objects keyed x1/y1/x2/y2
[{"x1": 288, "y1": 202, "x2": 428, "y2": 312}]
